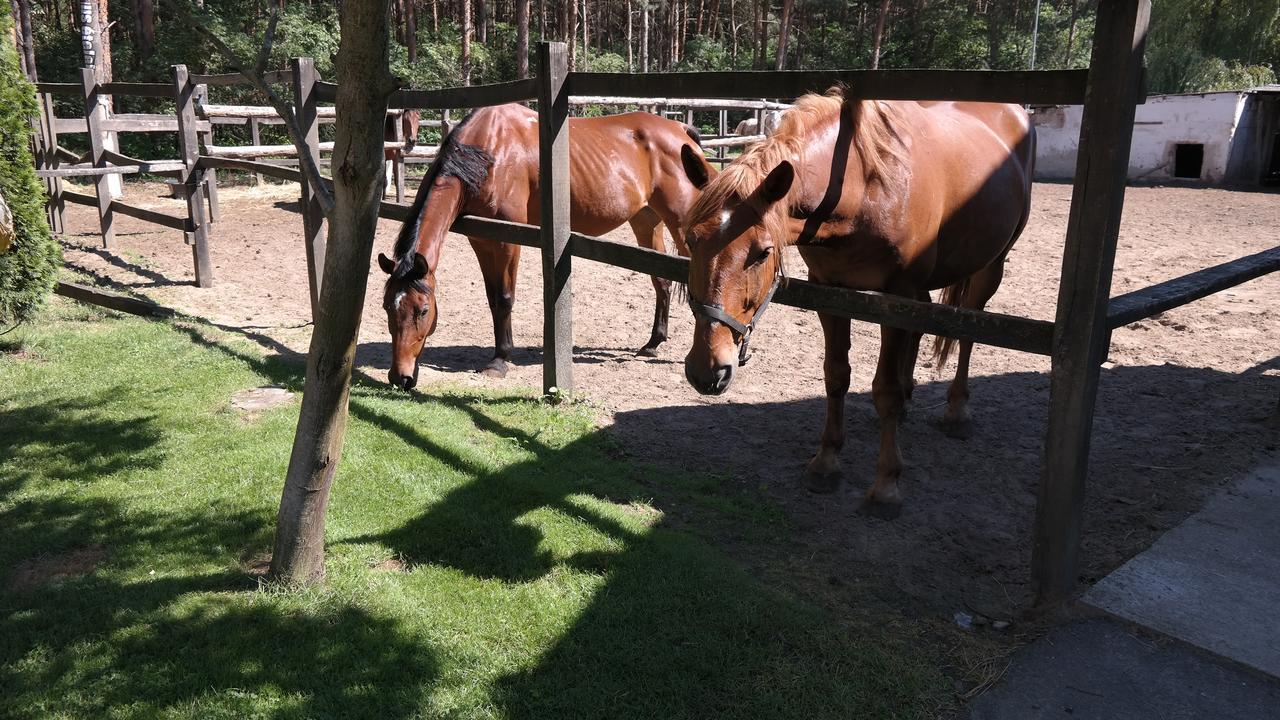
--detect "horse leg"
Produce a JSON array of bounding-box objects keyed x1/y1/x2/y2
[
  {"x1": 630, "y1": 210, "x2": 670, "y2": 357},
  {"x1": 941, "y1": 260, "x2": 1006, "y2": 439},
  {"x1": 900, "y1": 289, "x2": 930, "y2": 408},
  {"x1": 804, "y1": 313, "x2": 852, "y2": 494},
  {"x1": 866, "y1": 325, "x2": 910, "y2": 518},
  {"x1": 470, "y1": 237, "x2": 520, "y2": 379}
]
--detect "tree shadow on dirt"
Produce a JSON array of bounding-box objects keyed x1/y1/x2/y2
[
  {"x1": 356, "y1": 340, "x2": 680, "y2": 377},
  {"x1": 603, "y1": 358, "x2": 1279, "y2": 619}
]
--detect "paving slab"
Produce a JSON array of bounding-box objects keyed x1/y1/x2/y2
[
  {"x1": 968, "y1": 618, "x2": 1280, "y2": 720},
  {"x1": 1083, "y1": 456, "x2": 1280, "y2": 678}
]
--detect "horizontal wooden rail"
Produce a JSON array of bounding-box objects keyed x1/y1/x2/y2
[
  {"x1": 1108, "y1": 246, "x2": 1280, "y2": 328},
  {"x1": 55, "y1": 281, "x2": 176, "y2": 318},
  {"x1": 702, "y1": 135, "x2": 764, "y2": 148},
  {"x1": 99, "y1": 82, "x2": 175, "y2": 98},
  {"x1": 37, "y1": 160, "x2": 185, "y2": 177},
  {"x1": 111, "y1": 201, "x2": 190, "y2": 231},
  {"x1": 203, "y1": 142, "x2": 437, "y2": 159},
  {"x1": 199, "y1": 103, "x2": 338, "y2": 119},
  {"x1": 570, "y1": 96, "x2": 793, "y2": 110},
  {"x1": 35, "y1": 82, "x2": 79, "y2": 95},
  {"x1": 342, "y1": 78, "x2": 541, "y2": 109},
  {"x1": 198, "y1": 156, "x2": 306, "y2": 183},
  {"x1": 62, "y1": 190, "x2": 97, "y2": 206},
  {"x1": 190, "y1": 70, "x2": 294, "y2": 86},
  {"x1": 570, "y1": 68, "x2": 1092, "y2": 105},
  {"x1": 452, "y1": 216, "x2": 542, "y2": 247},
  {"x1": 569, "y1": 233, "x2": 1055, "y2": 355},
  {"x1": 54, "y1": 115, "x2": 211, "y2": 134}
]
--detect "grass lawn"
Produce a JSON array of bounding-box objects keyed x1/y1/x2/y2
[{"x1": 1, "y1": 300, "x2": 948, "y2": 719}]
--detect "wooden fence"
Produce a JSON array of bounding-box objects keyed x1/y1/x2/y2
[{"x1": 34, "y1": 0, "x2": 1278, "y2": 606}]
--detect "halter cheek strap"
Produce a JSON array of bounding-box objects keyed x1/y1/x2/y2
[{"x1": 688, "y1": 274, "x2": 782, "y2": 366}]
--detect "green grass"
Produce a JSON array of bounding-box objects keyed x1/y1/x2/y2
[{"x1": 0, "y1": 301, "x2": 947, "y2": 719}]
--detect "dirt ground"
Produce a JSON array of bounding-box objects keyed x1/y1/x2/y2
[{"x1": 58, "y1": 179, "x2": 1279, "y2": 622}]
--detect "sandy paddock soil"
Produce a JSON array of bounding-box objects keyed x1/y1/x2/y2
[{"x1": 58, "y1": 179, "x2": 1279, "y2": 621}]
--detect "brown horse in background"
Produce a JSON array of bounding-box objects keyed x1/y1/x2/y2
[
  {"x1": 379, "y1": 103, "x2": 713, "y2": 388},
  {"x1": 679, "y1": 90, "x2": 1034, "y2": 517}
]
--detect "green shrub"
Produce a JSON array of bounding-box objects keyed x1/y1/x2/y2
[{"x1": 0, "y1": 10, "x2": 60, "y2": 326}]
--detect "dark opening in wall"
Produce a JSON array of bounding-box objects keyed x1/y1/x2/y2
[
  {"x1": 1265, "y1": 133, "x2": 1280, "y2": 184},
  {"x1": 1174, "y1": 143, "x2": 1204, "y2": 179}
]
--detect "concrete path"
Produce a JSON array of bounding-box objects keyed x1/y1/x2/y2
[{"x1": 969, "y1": 456, "x2": 1280, "y2": 719}]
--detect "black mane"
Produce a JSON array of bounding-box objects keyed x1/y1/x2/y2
[{"x1": 390, "y1": 110, "x2": 493, "y2": 280}]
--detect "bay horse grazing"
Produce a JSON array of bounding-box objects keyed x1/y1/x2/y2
[
  {"x1": 679, "y1": 90, "x2": 1034, "y2": 517},
  {"x1": 378, "y1": 103, "x2": 714, "y2": 388}
]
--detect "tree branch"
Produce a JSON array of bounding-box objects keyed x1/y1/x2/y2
[{"x1": 178, "y1": 2, "x2": 336, "y2": 217}]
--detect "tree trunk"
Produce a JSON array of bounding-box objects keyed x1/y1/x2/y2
[
  {"x1": 136, "y1": 0, "x2": 154, "y2": 60},
  {"x1": 871, "y1": 0, "x2": 890, "y2": 69},
  {"x1": 516, "y1": 0, "x2": 529, "y2": 77},
  {"x1": 566, "y1": 0, "x2": 576, "y2": 70},
  {"x1": 625, "y1": 0, "x2": 632, "y2": 70},
  {"x1": 581, "y1": 0, "x2": 588, "y2": 68},
  {"x1": 641, "y1": 0, "x2": 648, "y2": 71},
  {"x1": 14, "y1": 0, "x2": 38, "y2": 80},
  {"x1": 405, "y1": 0, "x2": 417, "y2": 62},
  {"x1": 269, "y1": 0, "x2": 395, "y2": 585},
  {"x1": 774, "y1": 0, "x2": 793, "y2": 70},
  {"x1": 476, "y1": 0, "x2": 487, "y2": 43},
  {"x1": 1063, "y1": 0, "x2": 1078, "y2": 66},
  {"x1": 461, "y1": 0, "x2": 471, "y2": 84}
]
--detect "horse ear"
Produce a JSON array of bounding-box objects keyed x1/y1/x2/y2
[
  {"x1": 377, "y1": 253, "x2": 396, "y2": 275},
  {"x1": 681, "y1": 144, "x2": 710, "y2": 189},
  {"x1": 411, "y1": 252, "x2": 430, "y2": 279},
  {"x1": 758, "y1": 161, "x2": 795, "y2": 205}
]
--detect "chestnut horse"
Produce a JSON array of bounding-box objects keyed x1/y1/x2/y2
[
  {"x1": 378, "y1": 103, "x2": 713, "y2": 388},
  {"x1": 679, "y1": 90, "x2": 1034, "y2": 516}
]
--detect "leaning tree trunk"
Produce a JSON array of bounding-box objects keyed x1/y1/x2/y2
[
  {"x1": 269, "y1": 0, "x2": 396, "y2": 585},
  {"x1": 871, "y1": 0, "x2": 890, "y2": 69},
  {"x1": 516, "y1": 0, "x2": 529, "y2": 77}
]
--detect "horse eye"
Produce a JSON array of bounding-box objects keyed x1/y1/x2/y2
[{"x1": 749, "y1": 246, "x2": 773, "y2": 267}]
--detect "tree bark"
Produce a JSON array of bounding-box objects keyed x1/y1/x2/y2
[
  {"x1": 1063, "y1": 0, "x2": 1078, "y2": 66},
  {"x1": 14, "y1": 0, "x2": 38, "y2": 80},
  {"x1": 774, "y1": 0, "x2": 793, "y2": 70},
  {"x1": 567, "y1": 0, "x2": 576, "y2": 70},
  {"x1": 516, "y1": 0, "x2": 529, "y2": 77},
  {"x1": 269, "y1": 0, "x2": 396, "y2": 585},
  {"x1": 405, "y1": 0, "x2": 417, "y2": 62},
  {"x1": 461, "y1": 0, "x2": 472, "y2": 84},
  {"x1": 625, "y1": 0, "x2": 632, "y2": 70},
  {"x1": 871, "y1": 0, "x2": 890, "y2": 69},
  {"x1": 476, "y1": 0, "x2": 487, "y2": 43},
  {"x1": 641, "y1": 0, "x2": 648, "y2": 71}
]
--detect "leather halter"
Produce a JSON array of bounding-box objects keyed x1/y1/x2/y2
[{"x1": 688, "y1": 274, "x2": 782, "y2": 366}]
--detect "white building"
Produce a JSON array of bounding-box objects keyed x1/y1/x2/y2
[{"x1": 1031, "y1": 86, "x2": 1280, "y2": 185}]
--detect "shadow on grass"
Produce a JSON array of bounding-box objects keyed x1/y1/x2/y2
[{"x1": 146, "y1": 320, "x2": 945, "y2": 717}]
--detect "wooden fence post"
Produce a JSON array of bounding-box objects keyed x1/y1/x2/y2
[
  {"x1": 173, "y1": 64, "x2": 214, "y2": 287},
  {"x1": 194, "y1": 83, "x2": 221, "y2": 223},
  {"x1": 248, "y1": 117, "x2": 263, "y2": 185},
  {"x1": 36, "y1": 92, "x2": 65, "y2": 234},
  {"x1": 80, "y1": 67, "x2": 113, "y2": 247},
  {"x1": 1032, "y1": 0, "x2": 1150, "y2": 606},
  {"x1": 292, "y1": 57, "x2": 325, "y2": 321},
  {"x1": 538, "y1": 41, "x2": 572, "y2": 395}
]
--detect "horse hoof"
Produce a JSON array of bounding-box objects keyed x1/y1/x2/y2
[
  {"x1": 860, "y1": 497, "x2": 903, "y2": 520},
  {"x1": 803, "y1": 471, "x2": 842, "y2": 494},
  {"x1": 636, "y1": 346, "x2": 659, "y2": 358},
  {"x1": 480, "y1": 360, "x2": 508, "y2": 379},
  {"x1": 940, "y1": 417, "x2": 973, "y2": 440}
]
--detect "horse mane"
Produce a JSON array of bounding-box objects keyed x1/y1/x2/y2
[
  {"x1": 389, "y1": 110, "x2": 493, "y2": 282},
  {"x1": 686, "y1": 88, "x2": 908, "y2": 263}
]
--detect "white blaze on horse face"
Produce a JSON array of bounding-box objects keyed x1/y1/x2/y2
[{"x1": 393, "y1": 291, "x2": 407, "y2": 312}]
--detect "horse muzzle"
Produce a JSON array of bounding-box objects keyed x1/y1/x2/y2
[
  {"x1": 388, "y1": 365, "x2": 419, "y2": 391},
  {"x1": 685, "y1": 357, "x2": 735, "y2": 396}
]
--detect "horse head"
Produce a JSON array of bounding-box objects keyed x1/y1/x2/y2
[
  {"x1": 378, "y1": 251, "x2": 438, "y2": 390},
  {"x1": 679, "y1": 144, "x2": 793, "y2": 395}
]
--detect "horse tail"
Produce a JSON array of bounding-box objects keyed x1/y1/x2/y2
[
  {"x1": 683, "y1": 124, "x2": 703, "y2": 147},
  {"x1": 931, "y1": 277, "x2": 970, "y2": 369}
]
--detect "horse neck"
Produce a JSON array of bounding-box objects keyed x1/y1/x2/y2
[{"x1": 412, "y1": 177, "x2": 469, "y2": 270}]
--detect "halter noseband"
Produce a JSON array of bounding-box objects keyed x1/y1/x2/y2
[{"x1": 688, "y1": 274, "x2": 782, "y2": 366}]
